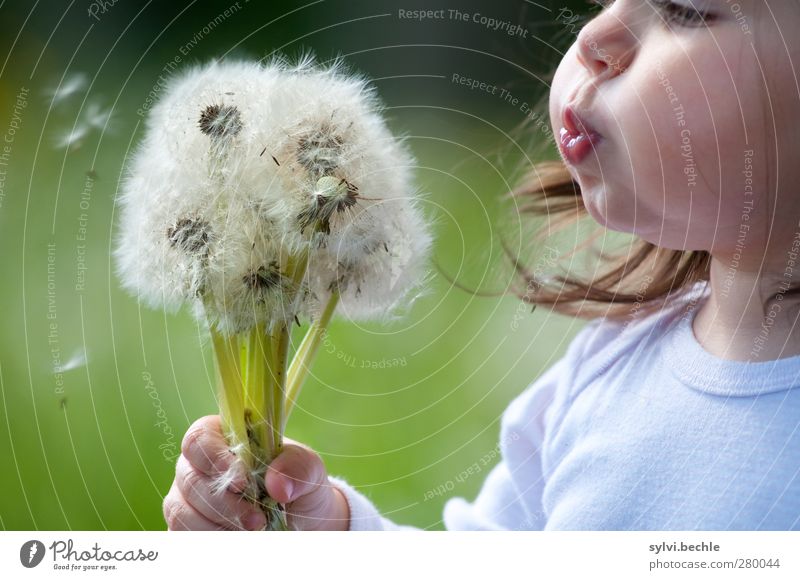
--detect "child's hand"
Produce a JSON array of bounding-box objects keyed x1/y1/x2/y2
[{"x1": 162, "y1": 415, "x2": 350, "y2": 531}]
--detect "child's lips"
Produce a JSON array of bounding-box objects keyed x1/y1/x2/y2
[{"x1": 559, "y1": 104, "x2": 603, "y2": 166}]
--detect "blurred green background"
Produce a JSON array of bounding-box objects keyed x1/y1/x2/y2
[{"x1": 0, "y1": 0, "x2": 599, "y2": 530}]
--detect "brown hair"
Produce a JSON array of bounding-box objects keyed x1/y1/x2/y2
[{"x1": 501, "y1": 154, "x2": 711, "y2": 322}]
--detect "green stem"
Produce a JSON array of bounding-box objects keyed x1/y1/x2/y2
[
  {"x1": 245, "y1": 322, "x2": 271, "y2": 461},
  {"x1": 207, "y1": 232, "x2": 331, "y2": 531},
  {"x1": 262, "y1": 324, "x2": 279, "y2": 461},
  {"x1": 284, "y1": 290, "x2": 340, "y2": 423},
  {"x1": 272, "y1": 325, "x2": 290, "y2": 456},
  {"x1": 269, "y1": 248, "x2": 312, "y2": 452},
  {"x1": 211, "y1": 324, "x2": 286, "y2": 530},
  {"x1": 250, "y1": 328, "x2": 291, "y2": 530},
  {"x1": 210, "y1": 329, "x2": 249, "y2": 460}
]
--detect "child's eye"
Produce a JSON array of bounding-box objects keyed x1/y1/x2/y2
[
  {"x1": 585, "y1": 0, "x2": 715, "y2": 28},
  {"x1": 650, "y1": 0, "x2": 715, "y2": 27}
]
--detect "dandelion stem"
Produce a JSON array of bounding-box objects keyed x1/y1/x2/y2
[
  {"x1": 210, "y1": 328, "x2": 249, "y2": 460},
  {"x1": 212, "y1": 323, "x2": 288, "y2": 531},
  {"x1": 284, "y1": 290, "x2": 340, "y2": 422},
  {"x1": 273, "y1": 324, "x2": 290, "y2": 456},
  {"x1": 245, "y1": 322, "x2": 270, "y2": 460},
  {"x1": 269, "y1": 248, "x2": 312, "y2": 452}
]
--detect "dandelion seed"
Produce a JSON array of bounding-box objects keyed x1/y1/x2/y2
[
  {"x1": 296, "y1": 124, "x2": 345, "y2": 178},
  {"x1": 60, "y1": 349, "x2": 88, "y2": 372},
  {"x1": 51, "y1": 348, "x2": 88, "y2": 374},
  {"x1": 47, "y1": 72, "x2": 88, "y2": 105},
  {"x1": 166, "y1": 217, "x2": 210, "y2": 255},
  {"x1": 243, "y1": 262, "x2": 283, "y2": 294},
  {"x1": 84, "y1": 101, "x2": 114, "y2": 130},
  {"x1": 198, "y1": 103, "x2": 243, "y2": 140},
  {"x1": 55, "y1": 124, "x2": 89, "y2": 150},
  {"x1": 297, "y1": 176, "x2": 359, "y2": 235}
]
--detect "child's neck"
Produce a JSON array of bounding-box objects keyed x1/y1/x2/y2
[{"x1": 692, "y1": 259, "x2": 800, "y2": 362}]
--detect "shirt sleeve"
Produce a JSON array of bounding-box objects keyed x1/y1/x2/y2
[
  {"x1": 441, "y1": 353, "x2": 568, "y2": 530},
  {"x1": 327, "y1": 354, "x2": 567, "y2": 531},
  {"x1": 330, "y1": 319, "x2": 603, "y2": 531},
  {"x1": 327, "y1": 475, "x2": 423, "y2": 531},
  {"x1": 443, "y1": 319, "x2": 604, "y2": 530}
]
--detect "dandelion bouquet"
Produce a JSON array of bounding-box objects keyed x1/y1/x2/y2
[{"x1": 115, "y1": 55, "x2": 433, "y2": 530}]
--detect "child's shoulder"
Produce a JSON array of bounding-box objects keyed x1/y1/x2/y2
[
  {"x1": 571, "y1": 280, "x2": 709, "y2": 375},
  {"x1": 501, "y1": 281, "x2": 709, "y2": 438},
  {"x1": 498, "y1": 317, "x2": 613, "y2": 443}
]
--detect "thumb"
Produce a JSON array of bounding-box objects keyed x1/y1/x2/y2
[{"x1": 265, "y1": 439, "x2": 335, "y2": 529}]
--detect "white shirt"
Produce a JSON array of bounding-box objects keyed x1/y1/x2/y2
[{"x1": 329, "y1": 281, "x2": 800, "y2": 530}]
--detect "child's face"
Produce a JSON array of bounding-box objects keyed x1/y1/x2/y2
[{"x1": 549, "y1": 1, "x2": 800, "y2": 262}]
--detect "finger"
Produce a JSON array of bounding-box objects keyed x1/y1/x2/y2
[
  {"x1": 175, "y1": 454, "x2": 266, "y2": 531},
  {"x1": 265, "y1": 438, "x2": 327, "y2": 503},
  {"x1": 163, "y1": 481, "x2": 228, "y2": 531},
  {"x1": 265, "y1": 439, "x2": 337, "y2": 530},
  {"x1": 181, "y1": 415, "x2": 239, "y2": 483}
]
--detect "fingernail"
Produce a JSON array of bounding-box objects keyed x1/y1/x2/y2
[{"x1": 245, "y1": 511, "x2": 265, "y2": 531}]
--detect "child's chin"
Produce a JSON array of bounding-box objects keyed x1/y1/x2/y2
[
  {"x1": 582, "y1": 188, "x2": 635, "y2": 234},
  {"x1": 580, "y1": 182, "x2": 610, "y2": 224}
]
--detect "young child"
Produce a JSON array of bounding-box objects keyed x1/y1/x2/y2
[{"x1": 162, "y1": 0, "x2": 800, "y2": 531}]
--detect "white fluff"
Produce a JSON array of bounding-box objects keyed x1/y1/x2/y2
[{"x1": 114, "y1": 54, "x2": 432, "y2": 334}]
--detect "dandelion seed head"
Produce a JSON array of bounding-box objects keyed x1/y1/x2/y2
[
  {"x1": 114, "y1": 150, "x2": 220, "y2": 312},
  {"x1": 115, "y1": 54, "x2": 433, "y2": 332},
  {"x1": 192, "y1": 202, "x2": 299, "y2": 334},
  {"x1": 296, "y1": 176, "x2": 359, "y2": 236},
  {"x1": 309, "y1": 195, "x2": 434, "y2": 321}
]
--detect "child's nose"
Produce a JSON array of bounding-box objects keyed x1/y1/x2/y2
[{"x1": 575, "y1": 10, "x2": 637, "y2": 80}]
